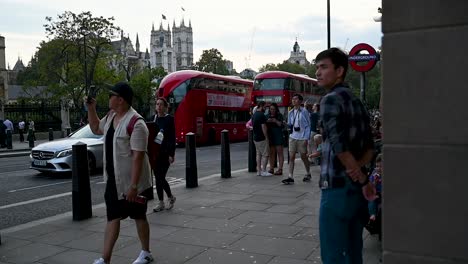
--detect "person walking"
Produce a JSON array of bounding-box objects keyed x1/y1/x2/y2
[
  {"x1": 283, "y1": 94, "x2": 311, "y2": 184},
  {"x1": 0, "y1": 119, "x2": 6, "y2": 148},
  {"x1": 28, "y1": 119, "x2": 36, "y2": 141},
  {"x1": 86, "y1": 82, "x2": 154, "y2": 264},
  {"x1": 252, "y1": 101, "x2": 272, "y2": 176},
  {"x1": 315, "y1": 47, "x2": 374, "y2": 264},
  {"x1": 152, "y1": 97, "x2": 177, "y2": 212},
  {"x1": 18, "y1": 120, "x2": 26, "y2": 142},
  {"x1": 266, "y1": 103, "x2": 285, "y2": 175}
]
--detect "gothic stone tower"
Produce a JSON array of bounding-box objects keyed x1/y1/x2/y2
[
  {"x1": 172, "y1": 18, "x2": 193, "y2": 70},
  {"x1": 287, "y1": 39, "x2": 309, "y2": 67},
  {"x1": 0, "y1": 36, "x2": 7, "y2": 104},
  {"x1": 150, "y1": 22, "x2": 176, "y2": 73}
]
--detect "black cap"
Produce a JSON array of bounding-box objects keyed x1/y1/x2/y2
[{"x1": 110, "y1": 82, "x2": 133, "y2": 106}]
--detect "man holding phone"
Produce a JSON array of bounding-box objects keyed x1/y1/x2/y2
[{"x1": 86, "y1": 82, "x2": 154, "y2": 264}]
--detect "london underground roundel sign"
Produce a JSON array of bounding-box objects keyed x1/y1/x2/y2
[{"x1": 348, "y1": 43, "x2": 380, "y2": 72}]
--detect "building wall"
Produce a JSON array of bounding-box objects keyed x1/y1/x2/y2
[
  {"x1": 382, "y1": 1, "x2": 468, "y2": 263},
  {"x1": 173, "y1": 23, "x2": 193, "y2": 70}
]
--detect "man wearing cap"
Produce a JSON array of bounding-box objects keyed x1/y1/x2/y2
[{"x1": 86, "y1": 82, "x2": 154, "y2": 264}]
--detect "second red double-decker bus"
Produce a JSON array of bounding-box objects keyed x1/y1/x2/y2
[
  {"x1": 157, "y1": 70, "x2": 253, "y2": 145},
  {"x1": 252, "y1": 71, "x2": 325, "y2": 116}
]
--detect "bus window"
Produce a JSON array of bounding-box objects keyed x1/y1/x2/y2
[
  {"x1": 168, "y1": 80, "x2": 189, "y2": 115},
  {"x1": 254, "y1": 78, "x2": 288, "y2": 90}
]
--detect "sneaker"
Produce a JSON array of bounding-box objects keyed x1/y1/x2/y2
[
  {"x1": 153, "y1": 201, "x2": 165, "y2": 212},
  {"x1": 132, "y1": 250, "x2": 154, "y2": 264},
  {"x1": 260, "y1": 171, "x2": 273, "y2": 177},
  {"x1": 282, "y1": 177, "x2": 295, "y2": 185},
  {"x1": 303, "y1": 174, "x2": 311, "y2": 182},
  {"x1": 93, "y1": 258, "x2": 107, "y2": 264},
  {"x1": 166, "y1": 196, "x2": 176, "y2": 210}
]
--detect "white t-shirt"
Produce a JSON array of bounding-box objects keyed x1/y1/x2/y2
[
  {"x1": 290, "y1": 109, "x2": 302, "y2": 139},
  {"x1": 18, "y1": 121, "x2": 25, "y2": 130}
]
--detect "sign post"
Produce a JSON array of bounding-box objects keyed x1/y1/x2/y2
[{"x1": 348, "y1": 43, "x2": 380, "y2": 102}]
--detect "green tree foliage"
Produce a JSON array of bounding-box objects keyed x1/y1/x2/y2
[
  {"x1": 41, "y1": 11, "x2": 120, "y2": 108},
  {"x1": 129, "y1": 67, "x2": 167, "y2": 112},
  {"x1": 258, "y1": 63, "x2": 278, "y2": 73},
  {"x1": 194, "y1": 48, "x2": 229, "y2": 75}
]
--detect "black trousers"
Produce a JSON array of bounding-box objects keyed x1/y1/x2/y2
[{"x1": 153, "y1": 156, "x2": 172, "y2": 201}]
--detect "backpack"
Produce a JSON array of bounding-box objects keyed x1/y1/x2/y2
[{"x1": 127, "y1": 114, "x2": 144, "y2": 136}]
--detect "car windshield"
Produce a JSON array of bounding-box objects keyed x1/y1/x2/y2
[{"x1": 70, "y1": 125, "x2": 102, "y2": 139}]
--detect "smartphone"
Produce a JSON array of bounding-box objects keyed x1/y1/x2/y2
[
  {"x1": 86, "y1": 85, "x2": 97, "y2": 103},
  {"x1": 122, "y1": 194, "x2": 147, "y2": 204}
]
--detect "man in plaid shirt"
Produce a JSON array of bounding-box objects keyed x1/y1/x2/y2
[{"x1": 315, "y1": 48, "x2": 374, "y2": 264}]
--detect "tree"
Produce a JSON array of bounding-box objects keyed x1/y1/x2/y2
[
  {"x1": 195, "y1": 48, "x2": 229, "y2": 75},
  {"x1": 129, "y1": 67, "x2": 167, "y2": 118},
  {"x1": 258, "y1": 63, "x2": 278, "y2": 73},
  {"x1": 43, "y1": 11, "x2": 120, "y2": 108}
]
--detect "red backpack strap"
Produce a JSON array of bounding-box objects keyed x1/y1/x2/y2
[{"x1": 127, "y1": 114, "x2": 144, "y2": 136}]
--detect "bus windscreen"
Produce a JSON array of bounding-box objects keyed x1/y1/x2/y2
[{"x1": 254, "y1": 78, "x2": 288, "y2": 91}]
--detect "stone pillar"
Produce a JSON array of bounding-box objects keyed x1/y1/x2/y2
[{"x1": 382, "y1": 1, "x2": 468, "y2": 263}]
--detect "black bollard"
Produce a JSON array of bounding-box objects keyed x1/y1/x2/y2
[
  {"x1": 248, "y1": 129, "x2": 257, "y2": 172},
  {"x1": 6, "y1": 129, "x2": 12, "y2": 149},
  {"x1": 48, "y1": 128, "x2": 54, "y2": 141},
  {"x1": 72, "y1": 142, "x2": 92, "y2": 220},
  {"x1": 221, "y1": 129, "x2": 231, "y2": 178},
  {"x1": 185, "y1": 132, "x2": 198, "y2": 188},
  {"x1": 28, "y1": 128, "x2": 34, "y2": 148},
  {"x1": 66, "y1": 127, "x2": 71, "y2": 137}
]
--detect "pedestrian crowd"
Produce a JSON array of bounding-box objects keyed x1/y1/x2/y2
[
  {"x1": 0, "y1": 117, "x2": 35, "y2": 148},
  {"x1": 248, "y1": 47, "x2": 383, "y2": 263}
]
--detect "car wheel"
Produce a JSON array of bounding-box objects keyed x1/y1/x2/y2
[{"x1": 88, "y1": 152, "x2": 96, "y2": 174}]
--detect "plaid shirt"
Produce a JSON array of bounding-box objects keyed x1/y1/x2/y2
[{"x1": 319, "y1": 84, "x2": 374, "y2": 189}]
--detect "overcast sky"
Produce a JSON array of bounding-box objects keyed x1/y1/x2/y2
[{"x1": 1, "y1": 0, "x2": 382, "y2": 72}]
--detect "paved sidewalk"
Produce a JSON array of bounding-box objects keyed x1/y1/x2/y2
[{"x1": 0, "y1": 164, "x2": 382, "y2": 264}]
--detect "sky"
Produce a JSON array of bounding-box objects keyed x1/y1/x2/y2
[{"x1": 0, "y1": 0, "x2": 382, "y2": 72}]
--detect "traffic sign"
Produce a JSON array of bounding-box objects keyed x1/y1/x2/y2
[{"x1": 348, "y1": 43, "x2": 380, "y2": 72}]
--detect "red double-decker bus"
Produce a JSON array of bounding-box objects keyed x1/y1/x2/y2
[
  {"x1": 157, "y1": 70, "x2": 253, "y2": 145},
  {"x1": 252, "y1": 71, "x2": 325, "y2": 116}
]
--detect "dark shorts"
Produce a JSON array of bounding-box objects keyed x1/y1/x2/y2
[{"x1": 104, "y1": 185, "x2": 152, "y2": 222}]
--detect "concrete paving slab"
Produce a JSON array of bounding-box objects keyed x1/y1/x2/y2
[
  {"x1": 0, "y1": 236, "x2": 31, "y2": 252},
  {"x1": 228, "y1": 234, "x2": 317, "y2": 259},
  {"x1": 119, "y1": 223, "x2": 180, "y2": 239},
  {"x1": 146, "y1": 212, "x2": 199, "y2": 227},
  {"x1": 268, "y1": 256, "x2": 317, "y2": 264},
  {"x1": 62, "y1": 232, "x2": 136, "y2": 253},
  {"x1": 37, "y1": 249, "x2": 102, "y2": 264},
  {"x1": 293, "y1": 215, "x2": 319, "y2": 229},
  {"x1": 253, "y1": 189, "x2": 307, "y2": 198},
  {"x1": 161, "y1": 228, "x2": 244, "y2": 248},
  {"x1": 174, "y1": 206, "x2": 245, "y2": 219},
  {"x1": 266, "y1": 204, "x2": 304, "y2": 214},
  {"x1": 244, "y1": 195, "x2": 301, "y2": 205},
  {"x1": 212, "y1": 200, "x2": 272, "y2": 211},
  {"x1": 184, "y1": 248, "x2": 273, "y2": 264},
  {"x1": 292, "y1": 228, "x2": 320, "y2": 243},
  {"x1": 114, "y1": 240, "x2": 207, "y2": 264},
  {"x1": 0, "y1": 242, "x2": 67, "y2": 263},
  {"x1": 183, "y1": 217, "x2": 246, "y2": 233},
  {"x1": 4, "y1": 224, "x2": 63, "y2": 240},
  {"x1": 29, "y1": 229, "x2": 95, "y2": 246},
  {"x1": 234, "y1": 222, "x2": 304, "y2": 238},
  {"x1": 232, "y1": 211, "x2": 303, "y2": 225}
]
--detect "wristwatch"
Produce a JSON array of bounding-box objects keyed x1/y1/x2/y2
[{"x1": 131, "y1": 184, "x2": 138, "y2": 190}]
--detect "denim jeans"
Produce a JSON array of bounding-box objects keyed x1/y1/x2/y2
[{"x1": 319, "y1": 184, "x2": 368, "y2": 264}]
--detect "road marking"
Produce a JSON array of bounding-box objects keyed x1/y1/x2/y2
[
  {"x1": 0, "y1": 168, "x2": 248, "y2": 232},
  {"x1": 8, "y1": 181, "x2": 72, "y2": 193},
  {"x1": 0, "y1": 192, "x2": 72, "y2": 210}
]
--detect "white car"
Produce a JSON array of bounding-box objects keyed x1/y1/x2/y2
[{"x1": 30, "y1": 125, "x2": 104, "y2": 173}]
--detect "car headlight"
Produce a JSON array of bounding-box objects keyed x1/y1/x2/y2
[{"x1": 56, "y1": 149, "x2": 73, "y2": 158}]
